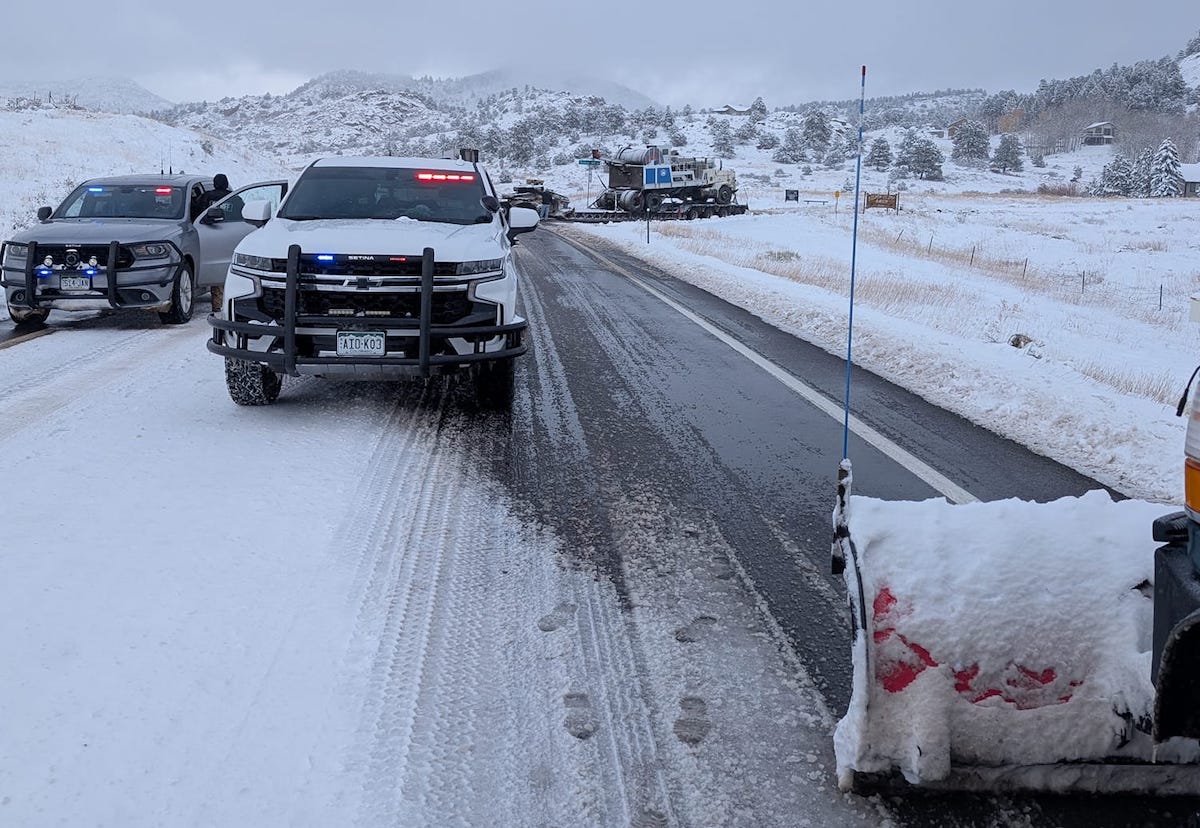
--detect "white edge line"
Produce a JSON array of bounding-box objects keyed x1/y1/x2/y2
[{"x1": 555, "y1": 231, "x2": 978, "y2": 505}]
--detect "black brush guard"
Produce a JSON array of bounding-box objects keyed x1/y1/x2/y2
[
  {"x1": 207, "y1": 244, "x2": 527, "y2": 377},
  {"x1": 1, "y1": 240, "x2": 187, "y2": 309},
  {"x1": 1152, "y1": 511, "x2": 1200, "y2": 742}
]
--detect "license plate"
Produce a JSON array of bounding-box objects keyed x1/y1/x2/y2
[
  {"x1": 336, "y1": 330, "x2": 386, "y2": 356},
  {"x1": 60, "y1": 275, "x2": 91, "y2": 291}
]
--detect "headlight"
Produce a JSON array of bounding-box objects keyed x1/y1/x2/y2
[
  {"x1": 2, "y1": 243, "x2": 28, "y2": 266},
  {"x1": 456, "y1": 258, "x2": 502, "y2": 276},
  {"x1": 233, "y1": 252, "x2": 275, "y2": 271},
  {"x1": 130, "y1": 243, "x2": 170, "y2": 259},
  {"x1": 225, "y1": 272, "x2": 260, "y2": 301}
]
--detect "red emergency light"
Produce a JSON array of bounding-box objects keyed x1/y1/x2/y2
[
  {"x1": 155, "y1": 187, "x2": 173, "y2": 195},
  {"x1": 415, "y1": 172, "x2": 475, "y2": 182}
]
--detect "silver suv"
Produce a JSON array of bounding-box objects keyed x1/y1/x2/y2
[{"x1": 1, "y1": 174, "x2": 287, "y2": 326}]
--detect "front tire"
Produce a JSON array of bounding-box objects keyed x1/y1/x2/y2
[
  {"x1": 7, "y1": 300, "x2": 49, "y2": 326},
  {"x1": 716, "y1": 184, "x2": 733, "y2": 205},
  {"x1": 473, "y1": 359, "x2": 515, "y2": 409},
  {"x1": 225, "y1": 358, "x2": 282, "y2": 406},
  {"x1": 158, "y1": 263, "x2": 195, "y2": 325}
]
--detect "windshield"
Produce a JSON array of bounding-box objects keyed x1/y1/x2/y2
[
  {"x1": 279, "y1": 166, "x2": 491, "y2": 225},
  {"x1": 55, "y1": 184, "x2": 185, "y2": 220}
]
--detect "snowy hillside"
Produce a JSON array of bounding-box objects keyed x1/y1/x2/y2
[
  {"x1": 1182, "y1": 52, "x2": 1200, "y2": 91},
  {"x1": 0, "y1": 77, "x2": 173, "y2": 115},
  {"x1": 0, "y1": 108, "x2": 290, "y2": 241},
  {"x1": 161, "y1": 87, "x2": 447, "y2": 167},
  {"x1": 290, "y1": 68, "x2": 656, "y2": 111}
]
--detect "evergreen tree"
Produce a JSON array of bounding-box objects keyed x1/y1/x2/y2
[
  {"x1": 951, "y1": 119, "x2": 990, "y2": 164},
  {"x1": 756, "y1": 131, "x2": 779, "y2": 150},
  {"x1": 1182, "y1": 30, "x2": 1200, "y2": 59},
  {"x1": 1151, "y1": 138, "x2": 1183, "y2": 197},
  {"x1": 733, "y1": 119, "x2": 759, "y2": 143},
  {"x1": 772, "y1": 128, "x2": 805, "y2": 163},
  {"x1": 990, "y1": 134, "x2": 1024, "y2": 172},
  {"x1": 1099, "y1": 156, "x2": 1134, "y2": 196},
  {"x1": 801, "y1": 109, "x2": 832, "y2": 155},
  {"x1": 1131, "y1": 148, "x2": 1153, "y2": 197},
  {"x1": 710, "y1": 119, "x2": 736, "y2": 156},
  {"x1": 896, "y1": 131, "x2": 944, "y2": 180},
  {"x1": 749, "y1": 96, "x2": 768, "y2": 122},
  {"x1": 866, "y1": 137, "x2": 893, "y2": 170}
]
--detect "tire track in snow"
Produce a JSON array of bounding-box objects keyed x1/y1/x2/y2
[
  {"x1": 517, "y1": 253, "x2": 685, "y2": 826},
  {"x1": 0, "y1": 325, "x2": 193, "y2": 437}
]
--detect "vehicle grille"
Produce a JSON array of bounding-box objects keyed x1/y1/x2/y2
[
  {"x1": 258, "y1": 286, "x2": 489, "y2": 325},
  {"x1": 29, "y1": 244, "x2": 134, "y2": 269},
  {"x1": 266, "y1": 254, "x2": 459, "y2": 278}
]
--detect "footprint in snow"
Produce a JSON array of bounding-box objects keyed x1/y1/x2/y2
[
  {"x1": 673, "y1": 615, "x2": 718, "y2": 643},
  {"x1": 673, "y1": 696, "x2": 711, "y2": 746},
  {"x1": 537, "y1": 602, "x2": 577, "y2": 632},
  {"x1": 563, "y1": 692, "x2": 597, "y2": 740},
  {"x1": 631, "y1": 809, "x2": 669, "y2": 828}
]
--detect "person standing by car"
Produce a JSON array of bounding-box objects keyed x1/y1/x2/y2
[
  {"x1": 191, "y1": 174, "x2": 232, "y2": 219},
  {"x1": 195, "y1": 174, "x2": 233, "y2": 308}
]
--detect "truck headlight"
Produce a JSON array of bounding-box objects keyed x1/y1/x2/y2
[
  {"x1": 130, "y1": 243, "x2": 170, "y2": 259},
  {"x1": 233, "y1": 252, "x2": 275, "y2": 271},
  {"x1": 225, "y1": 272, "x2": 259, "y2": 301},
  {"x1": 456, "y1": 258, "x2": 502, "y2": 276},
  {"x1": 2, "y1": 243, "x2": 28, "y2": 266}
]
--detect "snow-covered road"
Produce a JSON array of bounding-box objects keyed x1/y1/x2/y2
[{"x1": 0, "y1": 298, "x2": 876, "y2": 826}]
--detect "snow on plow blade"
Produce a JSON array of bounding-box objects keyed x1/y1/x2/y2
[{"x1": 831, "y1": 462, "x2": 1200, "y2": 795}]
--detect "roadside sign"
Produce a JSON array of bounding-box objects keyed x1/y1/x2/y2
[
  {"x1": 784, "y1": 189, "x2": 799, "y2": 202},
  {"x1": 577, "y1": 158, "x2": 601, "y2": 166}
]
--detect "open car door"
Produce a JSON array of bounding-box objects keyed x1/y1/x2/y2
[{"x1": 193, "y1": 180, "x2": 288, "y2": 288}]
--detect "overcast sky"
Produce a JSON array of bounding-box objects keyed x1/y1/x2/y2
[{"x1": 3, "y1": 2, "x2": 1196, "y2": 107}]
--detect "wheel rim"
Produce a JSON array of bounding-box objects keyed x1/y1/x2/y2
[{"x1": 179, "y1": 270, "x2": 193, "y2": 314}]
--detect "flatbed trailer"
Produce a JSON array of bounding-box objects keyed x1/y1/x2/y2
[{"x1": 558, "y1": 202, "x2": 749, "y2": 223}]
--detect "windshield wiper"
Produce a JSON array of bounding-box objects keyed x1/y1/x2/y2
[{"x1": 279, "y1": 215, "x2": 325, "y2": 221}]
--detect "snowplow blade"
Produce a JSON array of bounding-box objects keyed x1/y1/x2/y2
[{"x1": 830, "y1": 462, "x2": 1200, "y2": 795}]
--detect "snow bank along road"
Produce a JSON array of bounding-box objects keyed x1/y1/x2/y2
[{"x1": 0, "y1": 231, "x2": 1192, "y2": 827}]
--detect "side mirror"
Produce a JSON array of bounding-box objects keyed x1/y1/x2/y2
[
  {"x1": 241, "y1": 200, "x2": 273, "y2": 227},
  {"x1": 37, "y1": 206, "x2": 52, "y2": 221},
  {"x1": 201, "y1": 206, "x2": 224, "y2": 224},
  {"x1": 506, "y1": 206, "x2": 539, "y2": 242},
  {"x1": 481, "y1": 195, "x2": 500, "y2": 213}
]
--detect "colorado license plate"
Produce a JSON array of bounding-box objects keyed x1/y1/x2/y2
[
  {"x1": 336, "y1": 330, "x2": 386, "y2": 356},
  {"x1": 60, "y1": 275, "x2": 91, "y2": 291}
]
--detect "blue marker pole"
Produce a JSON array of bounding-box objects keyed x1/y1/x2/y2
[{"x1": 842, "y1": 65, "x2": 867, "y2": 460}]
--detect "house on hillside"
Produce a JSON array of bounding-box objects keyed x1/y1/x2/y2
[
  {"x1": 1182, "y1": 163, "x2": 1200, "y2": 197},
  {"x1": 712, "y1": 104, "x2": 751, "y2": 115},
  {"x1": 1081, "y1": 122, "x2": 1116, "y2": 146},
  {"x1": 946, "y1": 118, "x2": 970, "y2": 138}
]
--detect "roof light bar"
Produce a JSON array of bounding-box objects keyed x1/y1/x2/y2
[{"x1": 415, "y1": 172, "x2": 475, "y2": 182}]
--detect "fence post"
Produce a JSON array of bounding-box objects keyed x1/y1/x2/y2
[
  {"x1": 1022, "y1": 258, "x2": 1028, "y2": 279},
  {"x1": 928, "y1": 234, "x2": 934, "y2": 253},
  {"x1": 1082, "y1": 272, "x2": 1086, "y2": 294},
  {"x1": 970, "y1": 245, "x2": 975, "y2": 267},
  {"x1": 1160, "y1": 284, "x2": 1164, "y2": 311}
]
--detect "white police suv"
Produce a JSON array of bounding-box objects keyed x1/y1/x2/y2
[{"x1": 207, "y1": 154, "x2": 539, "y2": 408}]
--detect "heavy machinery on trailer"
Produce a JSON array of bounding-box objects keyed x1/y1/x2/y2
[
  {"x1": 830, "y1": 358, "x2": 1200, "y2": 795},
  {"x1": 570, "y1": 145, "x2": 748, "y2": 222}
]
